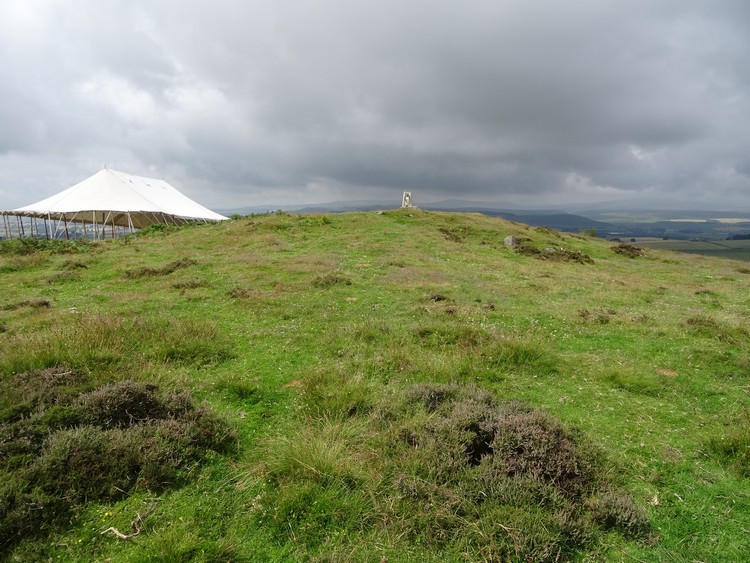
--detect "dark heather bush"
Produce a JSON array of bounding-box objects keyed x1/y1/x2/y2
[
  {"x1": 591, "y1": 490, "x2": 651, "y2": 538},
  {"x1": 2, "y1": 368, "x2": 90, "y2": 423},
  {"x1": 30, "y1": 426, "x2": 143, "y2": 502},
  {"x1": 488, "y1": 404, "x2": 600, "y2": 498},
  {"x1": 384, "y1": 383, "x2": 648, "y2": 561},
  {"x1": 80, "y1": 380, "x2": 168, "y2": 427},
  {"x1": 0, "y1": 376, "x2": 235, "y2": 554},
  {"x1": 405, "y1": 383, "x2": 460, "y2": 412}
]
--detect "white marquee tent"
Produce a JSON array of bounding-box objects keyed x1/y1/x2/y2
[{"x1": 1, "y1": 168, "x2": 228, "y2": 239}]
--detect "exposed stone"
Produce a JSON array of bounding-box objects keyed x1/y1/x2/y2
[{"x1": 504, "y1": 235, "x2": 520, "y2": 248}]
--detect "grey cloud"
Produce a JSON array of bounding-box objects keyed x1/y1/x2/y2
[{"x1": 1, "y1": 0, "x2": 750, "y2": 209}]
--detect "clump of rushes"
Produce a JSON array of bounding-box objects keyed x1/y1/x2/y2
[{"x1": 0, "y1": 372, "x2": 235, "y2": 554}]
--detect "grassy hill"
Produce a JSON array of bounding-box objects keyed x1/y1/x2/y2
[{"x1": 1, "y1": 210, "x2": 749, "y2": 561}]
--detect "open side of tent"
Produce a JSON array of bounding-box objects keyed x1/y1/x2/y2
[{"x1": 1, "y1": 169, "x2": 228, "y2": 239}]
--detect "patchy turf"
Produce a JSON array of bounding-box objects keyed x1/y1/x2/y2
[{"x1": 1, "y1": 210, "x2": 750, "y2": 561}]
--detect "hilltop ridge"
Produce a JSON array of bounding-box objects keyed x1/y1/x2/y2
[{"x1": 1, "y1": 210, "x2": 749, "y2": 561}]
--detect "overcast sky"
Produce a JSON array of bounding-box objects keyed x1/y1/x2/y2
[{"x1": 1, "y1": 0, "x2": 749, "y2": 211}]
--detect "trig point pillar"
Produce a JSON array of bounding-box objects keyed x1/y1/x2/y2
[{"x1": 401, "y1": 192, "x2": 414, "y2": 208}]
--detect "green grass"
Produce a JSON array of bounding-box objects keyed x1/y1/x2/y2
[{"x1": 1, "y1": 210, "x2": 750, "y2": 560}]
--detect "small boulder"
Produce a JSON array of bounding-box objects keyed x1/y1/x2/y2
[{"x1": 504, "y1": 235, "x2": 520, "y2": 249}]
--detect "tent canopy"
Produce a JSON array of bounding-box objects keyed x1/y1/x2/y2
[{"x1": 3, "y1": 168, "x2": 227, "y2": 229}]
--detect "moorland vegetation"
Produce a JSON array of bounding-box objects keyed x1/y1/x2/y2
[{"x1": 1, "y1": 210, "x2": 749, "y2": 561}]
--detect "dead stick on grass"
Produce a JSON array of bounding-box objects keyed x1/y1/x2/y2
[{"x1": 101, "y1": 502, "x2": 160, "y2": 541}]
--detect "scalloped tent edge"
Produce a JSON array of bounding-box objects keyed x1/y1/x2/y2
[{"x1": 1, "y1": 169, "x2": 228, "y2": 240}]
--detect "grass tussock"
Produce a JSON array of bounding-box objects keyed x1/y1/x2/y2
[
  {"x1": 0, "y1": 253, "x2": 50, "y2": 273},
  {"x1": 0, "y1": 374, "x2": 235, "y2": 553},
  {"x1": 172, "y1": 277, "x2": 209, "y2": 290},
  {"x1": 686, "y1": 316, "x2": 748, "y2": 345},
  {"x1": 1, "y1": 297, "x2": 51, "y2": 311},
  {"x1": 513, "y1": 241, "x2": 594, "y2": 264},
  {"x1": 705, "y1": 408, "x2": 750, "y2": 477},
  {"x1": 604, "y1": 368, "x2": 666, "y2": 397},
  {"x1": 124, "y1": 257, "x2": 198, "y2": 279},
  {"x1": 46, "y1": 271, "x2": 80, "y2": 284},
  {"x1": 60, "y1": 259, "x2": 88, "y2": 270},
  {"x1": 0, "y1": 314, "x2": 232, "y2": 376},
  {"x1": 612, "y1": 243, "x2": 646, "y2": 258},
  {"x1": 439, "y1": 227, "x2": 465, "y2": 242},
  {"x1": 312, "y1": 273, "x2": 352, "y2": 288}
]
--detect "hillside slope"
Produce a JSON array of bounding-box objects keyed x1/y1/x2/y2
[{"x1": 1, "y1": 210, "x2": 749, "y2": 561}]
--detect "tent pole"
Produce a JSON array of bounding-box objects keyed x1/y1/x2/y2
[
  {"x1": 103, "y1": 211, "x2": 112, "y2": 239},
  {"x1": 63, "y1": 214, "x2": 70, "y2": 240},
  {"x1": 3, "y1": 215, "x2": 10, "y2": 239},
  {"x1": 100, "y1": 211, "x2": 108, "y2": 240},
  {"x1": 17, "y1": 215, "x2": 25, "y2": 238},
  {"x1": 44, "y1": 215, "x2": 50, "y2": 240}
]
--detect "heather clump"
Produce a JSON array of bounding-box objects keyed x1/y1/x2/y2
[{"x1": 0, "y1": 372, "x2": 234, "y2": 554}]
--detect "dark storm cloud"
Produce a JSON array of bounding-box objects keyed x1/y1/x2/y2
[{"x1": 1, "y1": 0, "x2": 749, "y2": 209}]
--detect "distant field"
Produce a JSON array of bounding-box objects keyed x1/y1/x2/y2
[
  {"x1": 667, "y1": 217, "x2": 750, "y2": 224},
  {"x1": 639, "y1": 238, "x2": 750, "y2": 262}
]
